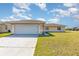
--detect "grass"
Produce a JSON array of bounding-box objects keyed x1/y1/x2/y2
[
  {"x1": 34, "y1": 31, "x2": 79, "y2": 56},
  {"x1": 0, "y1": 32, "x2": 12, "y2": 38}
]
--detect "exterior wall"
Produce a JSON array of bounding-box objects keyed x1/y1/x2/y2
[
  {"x1": 5, "y1": 23, "x2": 14, "y2": 33},
  {"x1": 45, "y1": 26, "x2": 65, "y2": 32},
  {"x1": 11, "y1": 25, "x2": 14, "y2": 34},
  {"x1": 39, "y1": 23, "x2": 44, "y2": 34},
  {"x1": 2, "y1": 25, "x2": 8, "y2": 32},
  {"x1": 0, "y1": 25, "x2": 2, "y2": 32},
  {"x1": 0, "y1": 24, "x2": 8, "y2": 33},
  {"x1": 0, "y1": 23, "x2": 12, "y2": 33},
  {"x1": 61, "y1": 26, "x2": 65, "y2": 30},
  {"x1": 48, "y1": 26, "x2": 57, "y2": 30},
  {"x1": 6, "y1": 23, "x2": 12, "y2": 32}
]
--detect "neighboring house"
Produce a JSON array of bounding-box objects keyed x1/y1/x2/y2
[
  {"x1": 65, "y1": 27, "x2": 79, "y2": 31},
  {"x1": 72, "y1": 27, "x2": 79, "y2": 31},
  {"x1": 8, "y1": 20, "x2": 45, "y2": 34},
  {"x1": 45, "y1": 23, "x2": 65, "y2": 32},
  {"x1": 0, "y1": 22, "x2": 8, "y2": 33}
]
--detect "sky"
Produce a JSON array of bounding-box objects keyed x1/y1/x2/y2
[{"x1": 0, "y1": 3, "x2": 79, "y2": 28}]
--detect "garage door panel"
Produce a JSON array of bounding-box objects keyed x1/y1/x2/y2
[{"x1": 14, "y1": 24, "x2": 39, "y2": 34}]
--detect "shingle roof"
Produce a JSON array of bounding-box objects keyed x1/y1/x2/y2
[{"x1": 8, "y1": 19, "x2": 45, "y2": 24}]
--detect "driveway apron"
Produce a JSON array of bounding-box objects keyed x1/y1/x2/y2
[{"x1": 0, "y1": 34, "x2": 38, "y2": 56}]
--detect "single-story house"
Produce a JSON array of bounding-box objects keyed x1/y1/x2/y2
[
  {"x1": 45, "y1": 23, "x2": 65, "y2": 32},
  {"x1": 8, "y1": 20, "x2": 45, "y2": 34},
  {"x1": 0, "y1": 20, "x2": 66, "y2": 34}
]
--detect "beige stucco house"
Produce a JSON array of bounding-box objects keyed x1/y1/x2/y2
[
  {"x1": 8, "y1": 20, "x2": 45, "y2": 34},
  {"x1": 45, "y1": 23, "x2": 65, "y2": 32},
  {"x1": 0, "y1": 20, "x2": 65, "y2": 34}
]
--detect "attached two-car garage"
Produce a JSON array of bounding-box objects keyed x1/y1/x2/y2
[
  {"x1": 14, "y1": 24, "x2": 39, "y2": 34},
  {"x1": 9, "y1": 20, "x2": 45, "y2": 34}
]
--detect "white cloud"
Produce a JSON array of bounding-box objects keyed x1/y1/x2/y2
[
  {"x1": 2, "y1": 3, "x2": 47, "y2": 22},
  {"x1": 13, "y1": 7, "x2": 26, "y2": 18},
  {"x1": 14, "y1": 3, "x2": 47, "y2": 11},
  {"x1": 63, "y1": 3, "x2": 77, "y2": 7},
  {"x1": 14, "y1": 3, "x2": 31, "y2": 10},
  {"x1": 50, "y1": 9, "x2": 70, "y2": 17},
  {"x1": 49, "y1": 7, "x2": 79, "y2": 18},
  {"x1": 1, "y1": 15, "x2": 20, "y2": 22},
  {"x1": 48, "y1": 4, "x2": 79, "y2": 19},
  {"x1": 13, "y1": 6, "x2": 28, "y2": 15},
  {"x1": 47, "y1": 18, "x2": 60, "y2": 23},
  {"x1": 12, "y1": 4, "x2": 32, "y2": 20},
  {"x1": 1, "y1": 19, "x2": 9, "y2": 22},
  {"x1": 28, "y1": 14, "x2": 32, "y2": 17},
  {"x1": 37, "y1": 18, "x2": 46, "y2": 21},
  {"x1": 73, "y1": 15, "x2": 79, "y2": 20},
  {"x1": 19, "y1": 15, "x2": 32, "y2": 19},
  {"x1": 13, "y1": 7, "x2": 21, "y2": 16},
  {"x1": 58, "y1": 9, "x2": 70, "y2": 16},
  {"x1": 68, "y1": 7, "x2": 78, "y2": 14},
  {"x1": 2, "y1": 17, "x2": 12, "y2": 21},
  {"x1": 9, "y1": 15, "x2": 14, "y2": 18},
  {"x1": 35, "y1": 3, "x2": 47, "y2": 11}
]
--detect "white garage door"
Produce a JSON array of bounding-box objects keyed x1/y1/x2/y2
[{"x1": 14, "y1": 24, "x2": 39, "y2": 34}]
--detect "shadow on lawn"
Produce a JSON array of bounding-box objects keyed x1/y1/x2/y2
[
  {"x1": 39, "y1": 32, "x2": 55, "y2": 37},
  {"x1": 39, "y1": 31, "x2": 72, "y2": 37}
]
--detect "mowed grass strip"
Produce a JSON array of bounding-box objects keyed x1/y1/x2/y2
[
  {"x1": 0, "y1": 32, "x2": 12, "y2": 38},
  {"x1": 34, "y1": 31, "x2": 79, "y2": 56}
]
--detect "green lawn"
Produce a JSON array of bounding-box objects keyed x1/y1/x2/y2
[
  {"x1": 34, "y1": 31, "x2": 79, "y2": 56},
  {"x1": 0, "y1": 32, "x2": 12, "y2": 38}
]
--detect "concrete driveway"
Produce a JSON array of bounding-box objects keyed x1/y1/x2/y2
[{"x1": 0, "y1": 34, "x2": 38, "y2": 56}]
